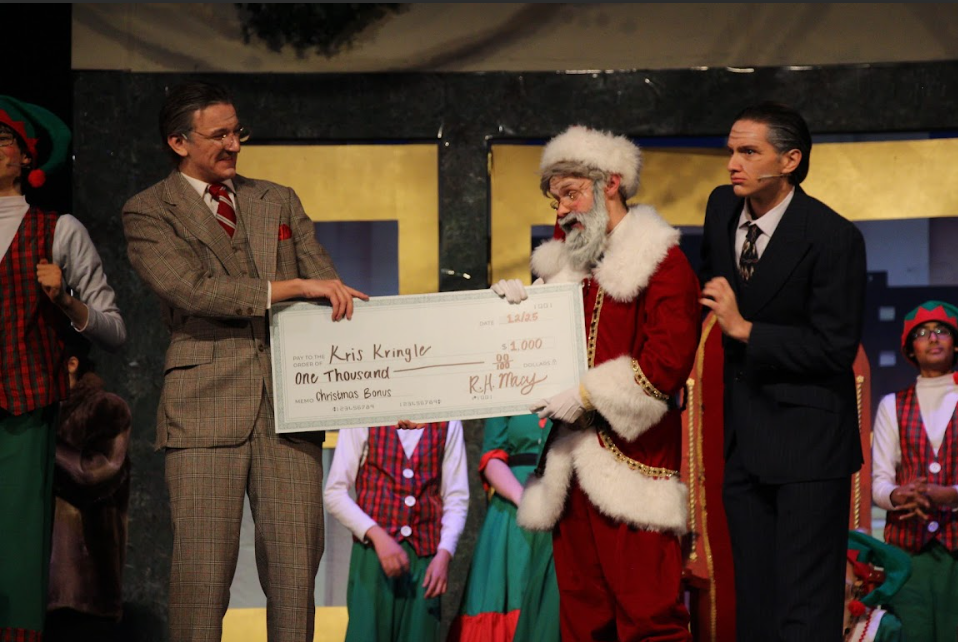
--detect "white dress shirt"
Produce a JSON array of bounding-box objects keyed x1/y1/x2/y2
[{"x1": 734, "y1": 188, "x2": 795, "y2": 261}]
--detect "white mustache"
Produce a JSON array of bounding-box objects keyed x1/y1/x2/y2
[{"x1": 559, "y1": 213, "x2": 581, "y2": 233}]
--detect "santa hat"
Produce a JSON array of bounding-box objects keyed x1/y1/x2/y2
[
  {"x1": 539, "y1": 125, "x2": 643, "y2": 199},
  {"x1": 845, "y1": 531, "x2": 911, "y2": 617},
  {"x1": 0, "y1": 95, "x2": 72, "y2": 188},
  {"x1": 900, "y1": 300, "x2": 958, "y2": 365}
]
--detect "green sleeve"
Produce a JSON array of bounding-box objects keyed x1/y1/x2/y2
[{"x1": 481, "y1": 416, "x2": 511, "y2": 455}]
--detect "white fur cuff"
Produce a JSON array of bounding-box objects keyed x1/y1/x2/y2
[{"x1": 583, "y1": 356, "x2": 669, "y2": 441}]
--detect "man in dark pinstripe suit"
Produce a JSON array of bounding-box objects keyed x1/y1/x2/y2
[
  {"x1": 122, "y1": 81, "x2": 367, "y2": 642},
  {"x1": 700, "y1": 103, "x2": 867, "y2": 641}
]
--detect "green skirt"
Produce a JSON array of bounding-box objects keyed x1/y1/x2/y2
[
  {"x1": 450, "y1": 469, "x2": 559, "y2": 642},
  {"x1": 0, "y1": 406, "x2": 56, "y2": 636},
  {"x1": 345, "y1": 540, "x2": 441, "y2": 642}
]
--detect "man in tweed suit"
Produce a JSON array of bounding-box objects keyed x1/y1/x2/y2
[{"x1": 122, "y1": 81, "x2": 367, "y2": 642}]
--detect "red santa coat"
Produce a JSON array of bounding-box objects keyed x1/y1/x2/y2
[{"x1": 517, "y1": 205, "x2": 701, "y2": 535}]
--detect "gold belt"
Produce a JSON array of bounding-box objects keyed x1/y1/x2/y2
[{"x1": 596, "y1": 425, "x2": 679, "y2": 479}]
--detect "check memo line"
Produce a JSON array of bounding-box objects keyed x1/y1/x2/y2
[{"x1": 393, "y1": 361, "x2": 485, "y2": 373}]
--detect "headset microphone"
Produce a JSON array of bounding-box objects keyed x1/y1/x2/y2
[{"x1": 757, "y1": 173, "x2": 788, "y2": 180}]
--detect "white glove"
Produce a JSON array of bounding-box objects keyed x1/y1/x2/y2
[
  {"x1": 530, "y1": 386, "x2": 585, "y2": 424},
  {"x1": 491, "y1": 278, "x2": 528, "y2": 304}
]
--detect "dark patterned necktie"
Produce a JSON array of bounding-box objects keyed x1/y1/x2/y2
[
  {"x1": 209, "y1": 182, "x2": 237, "y2": 237},
  {"x1": 738, "y1": 222, "x2": 761, "y2": 283}
]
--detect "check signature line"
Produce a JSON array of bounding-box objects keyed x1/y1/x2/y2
[{"x1": 393, "y1": 361, "x2": 484, "y2": 373}]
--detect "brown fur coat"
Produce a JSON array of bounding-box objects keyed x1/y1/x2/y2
[{"x1": 48, "y1": 372, "x2": 131, "y2": 620}]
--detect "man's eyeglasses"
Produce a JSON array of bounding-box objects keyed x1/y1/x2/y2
[
  {"x1": 187, "y1": 126, "x2": 251, "y2": 146},
  {"x1": 912, "y1": 326, "x2": 951, "y2": 340},
  {"x1": 547, "y1": 188, "x2": 587, "y2": 211},
  {"x1": 0, "y1": 133, "x2": 18, "y2": 148}
]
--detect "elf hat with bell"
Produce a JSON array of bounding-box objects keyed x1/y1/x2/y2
[
  {"x1": 900, "y1": 300, "x2": 958, "y2": 365},
  {"x1": 0, "y1": 95, "x2": 71, "y2": 189}
]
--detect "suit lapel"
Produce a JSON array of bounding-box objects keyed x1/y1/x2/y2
[
  {"x1": 713, "y1": 195, "x2": 745, "y2": 296},
  {"x1": 234, "y1": 176, "x2": 280, "y2": 281},
  {"x1": 162, "y1": 171, "x2": 241, "y2": 274},
  {"x1": 740, "y1": 188, "x2": 812, "y2": 317},
  {"x1": 724, "y1": 204, "x2": 745, "y2": 296}
]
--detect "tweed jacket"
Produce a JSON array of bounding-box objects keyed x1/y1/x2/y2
[{"x1": 122, "y1": 171, "x2": 338, "y2": 448}]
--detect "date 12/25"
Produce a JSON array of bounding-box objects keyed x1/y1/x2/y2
[{"x1": 506, "y1": 311, "x2": 538, "y2": 323}]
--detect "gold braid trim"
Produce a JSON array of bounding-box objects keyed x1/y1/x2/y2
[
  {"x1": 597, "y1": 426, "x2": 679, "y2": 479},
  {"x1": 631, "y1": 358, "x2": 670, "y2": 402},
  {"x1": 686, "y1": 377, "x2": 698, "y2": 563},
  {"x1": 587, "y1": 285, "x2": 604, "y2": 368},
  {"x1": 853, "y1": 374, "x2": 865, "y2": 528},
  {"x1": 587, "y1": 282, "x2": 675, "y2": 478},
  {"x1": 696, "y1": 313, "x2": 719, "y2": 642}
]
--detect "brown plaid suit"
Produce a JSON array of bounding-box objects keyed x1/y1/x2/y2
[{"x1": 123, "y1": 171, "x2": 338, "y2": 642}]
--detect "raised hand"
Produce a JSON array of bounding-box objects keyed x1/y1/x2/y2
[
  {"x1": 299, "y1": 278, "x2": 369, "y2": 321},
  {"x1": 530, "y1": 386, "x2": 586, "y2": 423},
  {"x1": 37, "y1": 258, "x2": 68, "y2": 306},
  {"x1": 491, "y1": 278, "x2": 528, "y2": 304}
]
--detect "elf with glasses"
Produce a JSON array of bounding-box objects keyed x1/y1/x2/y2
[
  {"x1": 872, "y1": 300, "x2": 958, "y2": 642},
  {"x1": 0, "y1": 95, "x2": 126, "y2": 641}
]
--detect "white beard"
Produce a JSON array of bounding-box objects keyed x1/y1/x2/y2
[{"x1": 562, "y1": 195, "x2": 610, "y2": 270}]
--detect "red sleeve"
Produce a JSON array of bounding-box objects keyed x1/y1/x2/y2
[{"x1": 635, "y1": 245, "x2": 702, "y2": 395}]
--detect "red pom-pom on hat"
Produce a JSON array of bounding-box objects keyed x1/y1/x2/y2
[
  {"x1": 28, "y1": 169, "x2": 45, "y2": 188},
  {"x1": 847, "y1": 600, "x2": 866, "y2": 617}
]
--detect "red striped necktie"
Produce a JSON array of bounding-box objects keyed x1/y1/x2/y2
[{"x1": 209, "y1": 182, "x2": 237, "y2": 237}]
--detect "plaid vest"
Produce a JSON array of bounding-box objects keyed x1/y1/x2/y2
[
  {"x1": 355, "y1": 423, "x2": 448, "y2": 557},
  {"x1": 884, "y1": 384, "x2": 958, "y2": 553},
  {"x1": 0, "y1": 207, "x2": 68, "y2": 415}
]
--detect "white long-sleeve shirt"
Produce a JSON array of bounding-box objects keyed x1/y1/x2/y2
[
  {"x1": 324, "y1": 421, "x2": 469, "y2": 556},
  {"x1": 872, "y1": 373, "x2": 958, "y2": 511},
  {"x1": 0, "y1": 195, "x2": 126, "y2": 350}
]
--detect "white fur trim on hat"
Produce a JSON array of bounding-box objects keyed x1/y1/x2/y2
[{"x1": 540, "y1": 125, "x2": 643, "y2": 199}]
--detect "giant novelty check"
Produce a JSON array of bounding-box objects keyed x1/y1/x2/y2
[{"x1": 269, "y1": 283, "x2": 588, "y2": 433}]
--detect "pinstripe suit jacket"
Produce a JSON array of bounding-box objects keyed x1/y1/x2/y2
[
  {"x1": 699, "y1": 185, "x2": 866, "y2": 483},
  {"x1": 123, "y1": 171, "x2": 338, "y2": 449}
]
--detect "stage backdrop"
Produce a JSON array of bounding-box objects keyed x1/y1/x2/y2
[{"x1": 72, "y1": 63, "x2": 958, "y2": 641}]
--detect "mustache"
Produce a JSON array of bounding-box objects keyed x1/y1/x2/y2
[{"x1": 559, "y1": 213, "x2": 581, "y2": 233}]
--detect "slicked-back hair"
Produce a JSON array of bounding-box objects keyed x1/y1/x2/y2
[
  {"x1": 158, "y1": 81, "x2": 234, "y2": 165},
  {"x1": 733, "y1": 102, "x2": 812, "y2": 185}
]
